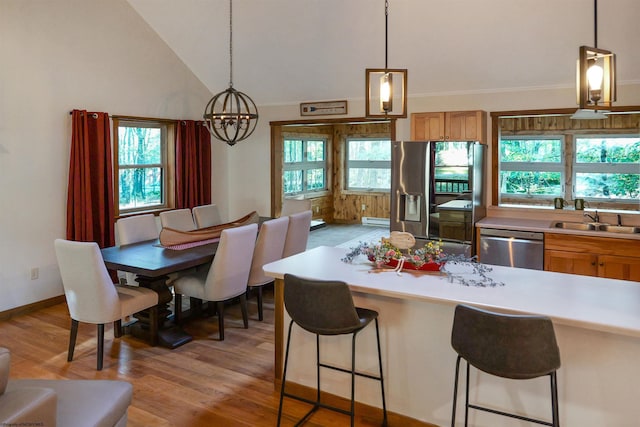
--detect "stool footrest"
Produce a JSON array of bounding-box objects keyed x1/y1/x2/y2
[
  {"x1": 468, "y1": 403, "x2": 554, "y2": 426},
  {"x1": 318, "y1": 362, "x2": 384, "y2": 382}
]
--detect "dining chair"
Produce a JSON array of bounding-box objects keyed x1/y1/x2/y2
[
  {"x1": 450, "y1": 304, "x2": 561, "y2": 427},
  {"x1": 172, "y1": 223, "x2": 258, "y2": 340},
  {"x1": 116, "y1": 213, "x2": 159, "y2": 285},
  {"x1": 282, "y1": 210, "x2": 312, "y2": 258},
  {"x1": 159, "y1": 208, "x2": 196, "y2": 231},
  {"x1": 193, "y1": 203, "x2": 223, "y2": 229},
  {"x1": 247, "y1": 216, "x2": 289, "y2": 320},
  {"x1": 281, "y1": 198, "x2": 311, "y2": 216},
  {"x1": 54, "y1": 239, "x2": 159, "y2": 371},
  {"x1": 277, "y1": 273, "x2": 387, "y2": 427}
]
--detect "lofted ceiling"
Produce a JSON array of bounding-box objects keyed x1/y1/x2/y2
[{"x1": 126, "y1": 0, "x2": 640, "y2": 107}]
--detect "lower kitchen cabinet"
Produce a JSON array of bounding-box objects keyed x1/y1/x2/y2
[{"x1": 545, "y1": 233, "x2": 640, "y2": 282}]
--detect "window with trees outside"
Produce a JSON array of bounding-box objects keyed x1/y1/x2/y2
[
  {"x1": 113, "y1": 118, "x2": 171, "y2": 214},
  {"x1": 499, "y1": 133, "x2": 639, "y2": 208},
  {"x1": 283, "y1": 138, "x2": 327, "y2": 195},
  {"x1": 345, "y1": 138, "x2": 391, "y2": 191}
]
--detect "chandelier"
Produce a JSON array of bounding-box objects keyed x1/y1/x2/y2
[
  {"x1": 575, "y1": 0, "x2": 616, "y2": 113},
  {"x1": 365, "y1": 0, "x2": 407, "y2": 118},
  {"x1": 203, "y1": 0, "x2": 258, "y2": 146}
]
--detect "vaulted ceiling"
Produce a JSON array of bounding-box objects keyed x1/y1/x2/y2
[{"x1": 126, "y1": 0, "x2": 640, "y2": 107}]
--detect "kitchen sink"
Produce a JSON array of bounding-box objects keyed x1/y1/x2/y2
[
  {"x1": 552, "y1": 221, "x2": 597, "y2": 231},
  {"x1": 597, "y1": 225, "x2": 640, "y2": 234},
  {"x1": 552, "y1": 221, "x2": 640, "y2": 234}
]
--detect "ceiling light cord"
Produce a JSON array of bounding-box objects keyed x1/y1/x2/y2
[
  {"x1": 593, "y1": 0, "x2": 598, "y2": 48},
  {"x1": 384, "y1": 0, "x2": 389, "y2": 70},
  {"x1": 228, "y1": 0, "x2": 233, "y2": 87}
]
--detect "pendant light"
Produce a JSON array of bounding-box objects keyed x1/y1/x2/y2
[
  {"x1": 365, "y1": 0, "x2": 407, "y2": 118},
  {"x1": 203, "y1": 0, "x2": 258, "y2": 146},
  {"x1": 575, "y1": 0, "x2": 616, "y2": 113}
]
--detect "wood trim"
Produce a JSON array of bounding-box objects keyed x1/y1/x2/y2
[
  {"x1": 269, "y1": 117, "x2": 391, "y2": 126},
  {"x1": 0, "y1": 296, "x2": 66, "y2": 322},
  {"x1": 490, "y1": 105, "x2": 640, "y2": 118}
]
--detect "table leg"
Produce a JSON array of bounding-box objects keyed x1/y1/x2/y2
[{"x1": 133, "y1": 275, "x2": 193, "y2": 349}]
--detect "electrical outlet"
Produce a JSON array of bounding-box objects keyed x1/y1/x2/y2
[
  {"x1": 361, "y1": 204, "x2": 366, "y2": 211},
  {"x1": 30, "y1": 267, "x2": 39, "y2": 280}
]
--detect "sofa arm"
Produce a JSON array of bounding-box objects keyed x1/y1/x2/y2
[
  {"x1": 0, "y1": 386, "x2": 57, "y2": 427},
  {"x1": 0, "y1": 347, "x2": 9, "y2": 395}
]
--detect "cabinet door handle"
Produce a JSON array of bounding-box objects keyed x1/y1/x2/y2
[
  {"x1": 599, "y1": 262, "x2": 604, "y2": 267},
  {"x1": 591, "y1": 262, "x2": 596, "y2": 266}
]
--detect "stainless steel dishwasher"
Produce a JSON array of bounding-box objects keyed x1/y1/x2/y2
[{"x1": 479, "y1": 228, "x2": 544, "y2": 270}]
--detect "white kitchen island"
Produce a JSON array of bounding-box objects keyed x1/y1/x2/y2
[{"x1": 263, "y1": 245, "x2": 640, "y2": 427}]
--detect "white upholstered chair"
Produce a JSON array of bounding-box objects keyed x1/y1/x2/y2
[
  {"x1": 1, "y1": 347, "x2": 132, "y2": 427},
  {"x1": 159, "y1": 208, "x2": 196, "y2": 231},
  {"x1": 247, "y1": 216, "x2": 289, "y2": 320},
  {"x1": 116, "y1": 213, "x2": 159, "y2": 285},
  {"x1": 193, "y1": 203, "x2": 223, "y2": 228},
  {"x1": 172, "y1": 223, "x2": 258, "y2": 340},
  {"x1": 54, "y1": 239, "x2": 159, "y2": 371},
  {"x1": 281, "y1": 198, "x2": 312, "y2": 216},
  {"x1": 282, "y1": 210, "x2": 312, "y2": 258}
]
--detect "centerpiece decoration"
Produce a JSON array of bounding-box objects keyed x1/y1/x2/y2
[{"x1": 342, "y1": 231, "x2": 445, "y2": 273}]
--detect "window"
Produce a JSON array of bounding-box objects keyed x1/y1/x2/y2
[
  {"x1": 499, "y1": 137, "x2": 563, "y2": 197},
  {"x1": 113, "y1": 118, "x2": 172, "y2": 214},
  {"x1": 345, "y1": 138, "x2": 391, "y2": 191},
  {"x1": 498, "y1": 129, "x2": 639, "y2": 208},
  {"x1": 283, "y1": 138, "x2": 327, "y2": 195},
  {"x1": 574, "y1": 136, "x2": 640, "y2": 200},
  {"x1": 434, "y1": 141, "x2": 472, "y2": 193}
]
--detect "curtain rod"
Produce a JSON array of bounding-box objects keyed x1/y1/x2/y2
[{"x1": 69, "y1": 111, "x2": 206, "y2": 125}]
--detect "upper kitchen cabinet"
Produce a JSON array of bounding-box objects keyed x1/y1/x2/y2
[{"x1": 411, "y1": 110, "x2": 487, "y2": 142}]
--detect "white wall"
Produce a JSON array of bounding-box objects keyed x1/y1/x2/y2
[
  {"x1": 0, "y1": 0, "x2": 213, "y2": 311},
  {"x1": 1, "y1": 0, "x2": 639, "y2": 312},
  {"x1": 225, "y1": 84, "x2": 640, "y2": 220}
]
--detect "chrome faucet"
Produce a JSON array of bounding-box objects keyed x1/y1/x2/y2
[{"x1": 584, "y1": 210, "x2": 599, "y2": 223}]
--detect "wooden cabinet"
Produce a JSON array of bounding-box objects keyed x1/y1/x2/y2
[
  {"x1": 545, "y1": 233, "x2": 640, "y2": 281},
  {"x1": 411, "y1": 110, "x2": 487, "y2": 142}
]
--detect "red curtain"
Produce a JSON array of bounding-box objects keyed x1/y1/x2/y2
[
  {"x1": 66, "y1": 110, "x2": 115, "y2": 249},
  {"x1": 175, "y1": 120, "x2": 212, "y2": 209}
]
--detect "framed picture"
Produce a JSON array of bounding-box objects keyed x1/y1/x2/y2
[{"x1": 300, "y1": 100, "x2": 348, "y2": 116}]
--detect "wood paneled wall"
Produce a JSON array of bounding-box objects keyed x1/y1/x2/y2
[{"x1": 270, "y1": 119, "x2": 393, "y2": 224}]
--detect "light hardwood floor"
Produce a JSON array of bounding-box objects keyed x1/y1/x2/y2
[
  {"x1": 0, "y1": 288, "x2": 409, "y2": 426},
  {"x1": 1, "y1": 225, "x2": 436, "y2": 426}
]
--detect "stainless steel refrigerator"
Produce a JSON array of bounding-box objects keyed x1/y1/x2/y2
[{"x1": 390, "y1": 140, "x2": 486, "y2": 255}]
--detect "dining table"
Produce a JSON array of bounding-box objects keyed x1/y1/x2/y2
[{"x1": 101, "y1": 238, "x2": 220, "y2": 348}]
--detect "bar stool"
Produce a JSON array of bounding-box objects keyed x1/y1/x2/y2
[
  {"x1": 450, "y1": 304, "x2": 561, "y2": 427},
  {"x1": 277, "y1": 273, "x2": 387, "y2": 427}
]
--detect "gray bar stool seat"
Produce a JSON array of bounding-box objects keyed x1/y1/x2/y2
[
  {"x1": 450, "y1": 304, "x2": 561, "y2": 427},
  {"x1": 277, "y1": 273, "x2": 387, "y2": 427}
]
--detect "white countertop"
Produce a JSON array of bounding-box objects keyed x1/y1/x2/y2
[
  {"x1": 264, "y1": 245, "x2": 640, "y2": 338},
  {"x1": 476, "y1": 216, "x2": 640, "y2": 240}
]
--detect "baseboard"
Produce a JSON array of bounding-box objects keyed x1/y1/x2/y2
[
  {"x1": 0, "y1": 296, "x2": 66, "y2": 322},
  {"x1": 275, "y1": 379, "x2": 438, "y2": 427},
  {"x1": 361, "y1": 216, "x2": 390, "y2": 227}
]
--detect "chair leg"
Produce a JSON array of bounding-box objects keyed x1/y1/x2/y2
[
  {"x1": 217, "y1": 301, "x2": 225, "y2": 341},
  {"x1": 277, "y1": 320, "x2": 295, "y2": 426},
  {"x1": 68, "y1": 319, "x2": 78, "y2": 362},
  {"x1": 256, "y1": 286, "x2": 264, "y2": 321},
  {"x1": 240, "y1": 293, "x2": 249, "y2": 329},
  {"x1": 149, "y1": 305, "x2": 159, "y2": 346},
  {"x1": 550, "y1": 371, "x2": 560, "y2": 427},
  {"x1": 374, "y1": 318, "x2": 388, "y2": 426},
  {"x1": 114, "y1": 319, "x2": 122, "y2": 338},
  {"x1": 97, "y1": 323, "x2": 105, "y2": 371},
  {"x1": 350, "y1": 333, "x2": 357, "y2": 427},
  {"x1": 464, "y1": 361, "x2": 470, "y2": 427},
  {"x1": 174, "y1": 293, "x2": 182, "y2": 324},
  {"x1": 451, "y1": 355, "x2": 462, "y2": 427}
]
